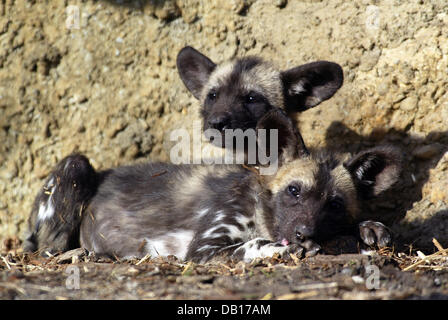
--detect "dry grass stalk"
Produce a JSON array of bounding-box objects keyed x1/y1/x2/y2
[
  {"x1": 181, "y1": 261, "x2": 193, "y2": 275},
  {"x1": 292, "y1": 281, "x2": 339, "y2": 291},
  {"x1": 289, "y1": 253, "x2": 300, "y2": 265},
  {"x1": 402, "y1": 238, "x2": 448, "y2": 271},
  {"x1": 260, "y1": 292, "x2": 273, "y2": 300},
  {"x1": 0, "y1": 255, "x2": 11, "y2": 270},
  {"x1": 432, "y1": 238, "x2": 446, "y2": 256},
  {"x1": 135, "y1": 254, "x2": 151, "y2": 266}
]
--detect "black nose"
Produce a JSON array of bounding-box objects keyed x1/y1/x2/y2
[
  {"x1": 208, "y1": 113, "x2": 230, "y2": 131},
  {"x1": 295, "y1": 225, "x2": 312, "y2": 241}
]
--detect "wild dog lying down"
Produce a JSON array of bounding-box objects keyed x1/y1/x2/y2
[
  {"x1": 176, "y1": 46, "x2": 343, "y2": 149},
  {"x1": 24, "y1": 110, "x2": 401, "y2": 262}
]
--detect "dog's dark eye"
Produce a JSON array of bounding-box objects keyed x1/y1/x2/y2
[
  {"x1": 244, "y1": 92, "x2": 262, "y2": 105},
  {"x1": 328, "y1": 197, "x2": 345, "y2": 211},
  {"x1": 206, "y1": 90, "x2": 217, "y2": 102},
  {"x1": 246, "y1": 95, "x2": 256, "y2": 103},
  {"x1": 287, "y1": 185, "x2": 301, "y2": 198}
]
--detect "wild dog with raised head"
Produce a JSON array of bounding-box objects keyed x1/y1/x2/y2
[
  {"x1": 24, "y1": 110, "x2": 401, "y2": 262},
  {"x1": 176, "y1": 46, "x2": 343, "y2": 149}
]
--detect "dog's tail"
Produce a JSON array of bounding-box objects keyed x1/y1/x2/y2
[{"x1": 23, "y1": 154, "x2": 99, "y2": 256}]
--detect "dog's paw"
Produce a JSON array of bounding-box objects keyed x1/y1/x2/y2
[{"x1": 359, "y1": 220, "x2": 392, "y2": 248}]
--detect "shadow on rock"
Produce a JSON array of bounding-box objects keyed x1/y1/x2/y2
[
  {"x1": 323, "y1": 121, "x2": 447, "y2": 251},
  {"x1": 393, "y1": 209, "x2": 448, "y2": 253}
]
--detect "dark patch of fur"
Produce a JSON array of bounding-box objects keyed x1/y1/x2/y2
[
  {"x1": 24, "y1": 154, "x2": 99, "y2": 255},
  {"x1": 281, "y1": 60, "x2": 344, "y2": 112}
]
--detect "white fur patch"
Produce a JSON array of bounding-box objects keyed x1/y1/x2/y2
[
  {"x1": 37, "y1": 200, "x2": 55, "y2": 221},
  {"x1": 236, "y1": 214, "x2": 252, "y2": 228},
  {"x1": 236, "y1": 238, "x2": 289, "y2": 262},
  {"x1": 201, "y1": 224, "x2": 243, "y2": 240},
  {"x1": 37, "y1": 178, "x2": 56, "y2": 221},
  {"x1": 195, "y1": 244, "x2": 220, "y2": 252},
  {"x1": 213, "y1": 210, "x2": 226, "y2": 223},
  {"x1": 63, "y1": 159, "x2": 72, "y2": 171},
  {"x1": 360, "y1": 249, "x2": 376, "y2": 256},
  {"x1": 289, "y1": 80, "x2": 306, "y2": 95},
  {"x1": 145, "y1": 229, "x2": 194, "y2": 260},
  {"x1": 356, "y1": 166, "x2": 366, "y2": 180},
  {"x1": 196, "y1": 208, "x2": 209, "y2": 218}
]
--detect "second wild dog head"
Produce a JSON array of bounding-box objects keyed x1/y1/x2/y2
[
  {"x1": 256, "y1": 110, "x2": 402, "y2": 248},
  {"x1": 176, "y1": 46, "x2": 344, "y2": 148}
]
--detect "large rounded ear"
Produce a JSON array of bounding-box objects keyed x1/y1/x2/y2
[
  {"x1": 281, "y1": 61, "x2": 343, "y2": 112},
  {"x1": 176, "y1": 46, "x2": 217, "y2": 100},
  {"x1": 256, "y1": 108, "x2": 309, "y2": 164},
  {"x1": 344, "y1": 146, "x2": 402, "y2": 199}
]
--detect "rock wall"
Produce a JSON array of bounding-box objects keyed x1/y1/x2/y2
[{"x1": 0, "y1": 0, "x2": 446, "y2": 251}]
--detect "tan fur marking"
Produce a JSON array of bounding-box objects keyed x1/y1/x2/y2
[
  {"x1": 177, "y1": 165, "x2": 239, "y2": 204},
  {"x1": 268, "y1": 156, "x2": 360, "y2": 220},
  {"x1": 331, "y1": 165, "x2": 359, "y2": 219},
  {"x1": 305, "y1": 96, "x2": 321, "y2": 108},
  {"x1": 254, "y1": 206, "x2": 273, "y2": 240},
  {"x1": 268, "y1": 157, "x2": 318, "y2": 194},
  {"x1": 201, "y1": 59, "x2": 284, "y2": 108},
  {"x1": 240, "y1": 63, "x2": 283, "y2": 107},
  {"x1": 201, "y1": 61, "x2": 234, "y2": 100}
]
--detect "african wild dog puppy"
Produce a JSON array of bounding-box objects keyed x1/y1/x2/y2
[
  {"x1": 176, "y1": 46, "x2": 343, "y2": 149},
  {"x1": 24, "y1": 110, "x2": 401, "y2": 262}
]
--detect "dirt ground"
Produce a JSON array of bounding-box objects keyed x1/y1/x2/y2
[
  {"x1": 1, "y1": 245, "x2": 448, "y2": 300},
  {"x1": 0, "y1": 0, "x2": 447, "y2": 300}
]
